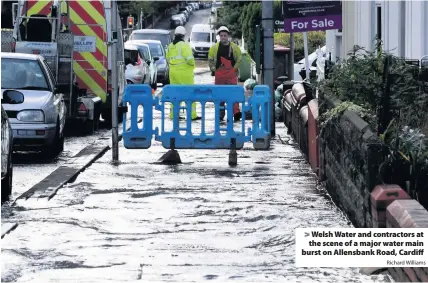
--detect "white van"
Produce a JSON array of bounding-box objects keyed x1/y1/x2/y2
[{"x1": 189, "y1": 24, "x2": 216, "y2": 58}]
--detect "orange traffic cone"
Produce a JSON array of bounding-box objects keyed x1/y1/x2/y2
[{"x1": 152, "y1": 88, "x2": 155, "y2": 95}]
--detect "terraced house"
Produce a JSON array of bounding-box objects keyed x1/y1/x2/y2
[{"x1": 326, "y1": 0, "x2": 428, "y2": 62}]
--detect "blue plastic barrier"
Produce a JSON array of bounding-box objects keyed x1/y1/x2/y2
[
  {"x1": 122, "y1": 84, "x2": 272, "y2": 150},
  {"x1": 122, "y1": 84, "x2": 154, "y2": 149},
  {"x1": 250, "y1": 85, "x2": 272, "y2": 149},
  {"x1": 155, "y1": 85, "x2": 250, "y2": 149}
]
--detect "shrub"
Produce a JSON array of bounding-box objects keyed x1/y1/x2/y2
[
  {"x1": 317, "y1": 45, "x2": 428, "y2": 209},
  {"x1": 274, "y1": 31, "x2": 326, "y2": 62}
]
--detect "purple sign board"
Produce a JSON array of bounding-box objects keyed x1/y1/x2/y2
[{"x1": 282, "y1": 0, "x2": 342, "y2": 33}]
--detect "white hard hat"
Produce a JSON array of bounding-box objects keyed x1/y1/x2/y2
[
  {"x1": 217, "y1": 26, "x2": 229, "y2": 34},
  {"x1": 175, "y1": 26, "x2": 186, "y2": 35}
]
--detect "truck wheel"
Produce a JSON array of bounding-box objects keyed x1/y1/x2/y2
[
  {"x1": 1, "y1": 150, "x2": 13, "y2": 203},
  {"x1": 102, "y1": 108, "x2": 123, "y2": 127}
]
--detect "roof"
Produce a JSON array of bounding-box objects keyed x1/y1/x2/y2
[
  {"x1": 131, "y1": 29, "x2": 170, "y2": 35},
  {"x1": 129, "y1": 39, "x2": 162, "y2": 45},
  {"x1": 124, "y1": 43, "x2": 138, "y2": 51},
  {"x1": 1, "y1": 52, "x2": 40, "y2": 60},
  {"x1": 125, "y1": 41, "x2": 149, "y2": 48}
]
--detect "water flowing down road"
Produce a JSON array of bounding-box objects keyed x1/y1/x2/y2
[{"x1": 1, "y1": 67, "x2": 391, "y2": 282}]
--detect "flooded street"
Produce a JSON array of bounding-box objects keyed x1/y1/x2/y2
[
  {"x1": 1, "y1": 71, "x2": 390, "y2": 282},
  {"x1": 1, "y1": 7, "x2": 391, "y2": 283}
]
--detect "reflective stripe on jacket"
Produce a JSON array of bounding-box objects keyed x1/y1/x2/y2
[
  {"x1": 208, "y1": 42, "x2": 242, "y2": 72},
  {"x1": 166, "y1": 41, "x2": 195, "y2": 85},
  {"x1": 166, "y1": 41, "x2": 195, "y2": 67}
]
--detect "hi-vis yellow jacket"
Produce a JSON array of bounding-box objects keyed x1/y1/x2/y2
[
  {"x1": 166, "y1": 41, "x2": 195, "y2": 85},
  {"x1": 208, "y1": 42, "x2": 242, "y2": 72}
]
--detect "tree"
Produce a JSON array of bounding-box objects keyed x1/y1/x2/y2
[
  {"x1": 118, "y1": 1, "x2": 179, "y2": 28},
  {"x1": 216, "y1": 0, "x2": 326, "y2": 62}
]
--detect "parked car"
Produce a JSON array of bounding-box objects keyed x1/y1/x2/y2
[
  {"x1": 126, "y1": 41, "x2": 159, "y2": 90},
  {"x1": 1, "y1": 104, "x2": 14, "y2": 203},
  {"x1": 178, "y1": 8, "x2": 190, "y2": 21},
  {"x1": 130, "y1": 29, "x2": 172, "y2": 52},
  {"x1": 293, "y1": 46, "x2": 326, "y2": 81},
  {"x1": 133, "y1": 39, "x2": 169, "y2": 85},
  {"x1": 177, "y1": 13, "x2": 187, "y2": 25},
  {"x1": 190, "y1": 3, "x2": 199, "y2": 10},
  {"x1": 170, "y1": 15, "x2": 184, "y2": 29},
  {"x1": 124, "y1": 43, "x2": 149, "y2": 85},
  {"x1": 1, "y1": 52, "x2": 66, "y2": 157}
]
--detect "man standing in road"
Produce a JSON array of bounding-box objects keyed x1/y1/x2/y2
[
  {"x1": 208, "y1": 26, "x2": 242, "y2": 122},
  {"x1": 165, "y1": 26, "x2": 200, "y2": 120}
]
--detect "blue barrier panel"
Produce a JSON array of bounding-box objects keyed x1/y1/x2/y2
[
  {"x1": 250, "y1": 85, "x2": 272, "y2": 150},
  {"x1": 122, "y1": 84, "x2": 154, "y2": 149},
  {"x1": 154, "y1": 85, "x2": 251, "y2": 149}
]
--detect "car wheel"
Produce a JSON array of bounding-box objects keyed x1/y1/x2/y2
[
  {"x1": 43, "y1": 120, "x2": 64, "y2": 158},
  {"x1": 1, "y1": 150, "x2": 13, "y2": 203}
]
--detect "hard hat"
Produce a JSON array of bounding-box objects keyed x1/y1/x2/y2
[
  {"x1": 217, "y1": 26, "x2": 229, "y2": 34},
  {"x1": 175, "y1": 26, "x2": 186, "y2": 35}
]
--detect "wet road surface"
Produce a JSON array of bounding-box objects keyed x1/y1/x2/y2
[
  {"x1": 1, "y1": 69, "x2": 391, "y2": 282},
  {"x1": 10, "y1": 126, "x2": 111, "y2": 201},
  {"x1": 7, "y1": 8, "x2": 211, "y2": 202}
]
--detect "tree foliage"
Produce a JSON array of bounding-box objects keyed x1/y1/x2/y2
[
  {"x1": 274, "y1": 32, "x2": 326, "y2": 62},
  {"x1": 215, "y1": 1, "x2": 326, "y2": 61},
  {"x1": 118, "y1": 1, "x2": 178, "y2": 26}
]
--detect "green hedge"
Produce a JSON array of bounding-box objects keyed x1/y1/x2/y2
[{"x1": 274, "y1": 31, "x2": 326, "y2": 62}]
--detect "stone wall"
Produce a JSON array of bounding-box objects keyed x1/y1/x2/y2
[{"x1": 319, "y1": 95, "x2": 385, "y2": 228}]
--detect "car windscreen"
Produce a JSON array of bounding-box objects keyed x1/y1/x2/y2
[
  {"x1": 191, "y1": 32, "x2": 211, "y2": 42},
  {"x1": 1, "y1": 58, "x2": 49, "y2": 90},
  {"x1": 131, "y1": 33, "x2": 169, "y2": 48},
  {"x1": 145, "y1": 43, "x2": 164, "y2": 57},
  {"x1": 135, "y1": 45, "x2": 151, "y2": 61}
]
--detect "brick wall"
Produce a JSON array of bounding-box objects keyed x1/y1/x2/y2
[{"x1": 371, "y1": 185, "x2": 428, "y2": 282}]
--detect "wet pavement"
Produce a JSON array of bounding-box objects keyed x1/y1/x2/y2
[
  {"x1": 2, "y1": 7, "x2": 392, "y2": 283},
  {"x1": 1, "y1": 68, "x2": 391, "y2": 282}
]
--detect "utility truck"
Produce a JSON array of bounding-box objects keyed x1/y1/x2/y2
[{"x1": 1, "y1": 0, "x2": 125, "y2": 132}]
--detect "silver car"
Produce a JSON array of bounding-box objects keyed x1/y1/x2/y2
[
  {"x1": 1, "y1": 52, "x2": 67, "y2": 156},
  {"x1": 1, "y1": 104, "x2": 13, "y2": 202}
]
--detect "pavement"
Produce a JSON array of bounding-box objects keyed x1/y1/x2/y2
[
  {"x1": 1, "y1": 69, "x2": 391, "y2": 282},
  {"x1": 1, "y1": 7, "x2": 392, "y2": 283}
]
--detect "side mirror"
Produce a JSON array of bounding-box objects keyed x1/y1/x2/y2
[
  {"x1": 153, "y1": 57, "x2": 160, "y2": 61},
  {"x1": 54, "y1": 84, "x2": 69, "y2": 94},
  {"x1": 1, "y1": 90, "x2": 24, "y2": 104}
]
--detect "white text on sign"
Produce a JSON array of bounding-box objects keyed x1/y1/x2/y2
[{"x1": 295, "y1": 228, "x2": 428, "y2": 267}]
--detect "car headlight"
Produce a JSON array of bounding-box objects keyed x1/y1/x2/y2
[
  {"x1": 17, "y1": 110, "x2": 45, "y2": 122},
  {"x1": 157, "y1": 62, "x2": 167, "y2": 69}
]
